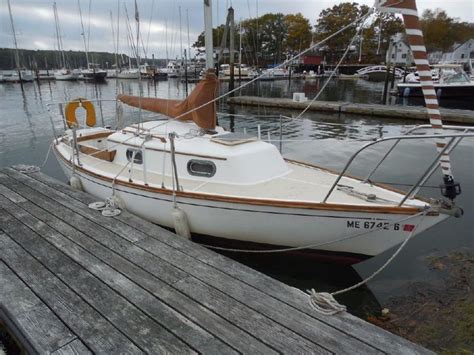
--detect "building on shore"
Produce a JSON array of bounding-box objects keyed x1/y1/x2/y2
[
  {"x1": 388, "y1": 33, "x2": 413, "y2": 66},
  {"x1": 441, "y1": 39, "x2": 474, "y2": 64}
]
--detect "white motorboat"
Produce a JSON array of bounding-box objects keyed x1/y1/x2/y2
[
  {"x1": 2, "y1": 70, "x2": 35, "y2": 82},
  {"x1": 357, "y1": 65, "x2": 404, "y2": 81},
  {"x1": 54, "y1": 69, "x2": 80, "y2": 81},
  {"x1": 164, "y1": 61, "x2": 182, "y2": 78},
  {"x1": 398, "y1": 64, "x2": 474, "y2": 98},
  {"x1": 304, "y1": 70, "x2": 321, "y2": 79},
  {"x1": 221, "y1": 64, "x2": 255, "y2": 78},
  {"x1": 106, "y1": 70, "x2": 117, "y2": 78},
  {"x1": 117, "y1": 68, "x2": 140, "y2": 79}
]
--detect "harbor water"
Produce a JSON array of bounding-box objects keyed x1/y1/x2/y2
[{"x1": 0, "y1": 77, "x2": 473, "y2": 318}]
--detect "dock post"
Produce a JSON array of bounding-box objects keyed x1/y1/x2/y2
[
  {"x1": 382, "y1": 41, "x2": 394, "y2": 104},
  {"x1": 229, "y1": 7, "x2": 235, "y2": 95},
  {"x1": 279, "y1": 115, "x2": 283, "y2": 153}
]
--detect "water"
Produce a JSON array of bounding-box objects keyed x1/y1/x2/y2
[{"x1": 0, "y1": 77, "x2": 472, "y2": 316}]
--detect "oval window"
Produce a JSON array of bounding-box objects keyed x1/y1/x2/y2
[
  {"x1": 126, "y1": 149, "x2": 143, "y2": 164},
  {"x1": 187, "y1": 159, "x2": 216, "y2": 177}
]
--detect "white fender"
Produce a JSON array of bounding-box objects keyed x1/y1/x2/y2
[{"x1": 172, "y1": 207, "x2": 191, "y2": 239}]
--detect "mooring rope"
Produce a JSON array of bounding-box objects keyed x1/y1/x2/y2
[{"x1": 308, "y1": 207, "x2": 430, "y2": 315}]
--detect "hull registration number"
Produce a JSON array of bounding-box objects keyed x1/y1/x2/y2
[{"x1": 347, "y1": 220, "x2": 400, "y2": 231}]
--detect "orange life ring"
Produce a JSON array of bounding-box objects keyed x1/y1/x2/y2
[{"x1": 65, "y1": 98, "x2": 96, "y2": 128}]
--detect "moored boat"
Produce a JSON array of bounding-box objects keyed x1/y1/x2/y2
[
  {"x1": 50, "y1": 0, "x2": 471, "y2": 265},
  {"x1": 52, "y1": 70, "x2": 469, "y2": 263},
  {"x1": 398, "y1": 64, "x2": 474, "y2": 98}
]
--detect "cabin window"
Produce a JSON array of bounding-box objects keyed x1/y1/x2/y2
[
  {"x1": 187, "y1": 159, "x2": 216, "y2": 177},
  {"x1": 470, "y1": 51, "x2": 474, "y2": 59},
  {"x1": 402, "y1": 54, "x2": 407, "y2": 59},
  {"x1": 126, "y1": 149, "x2": 143, "y2": 164}
]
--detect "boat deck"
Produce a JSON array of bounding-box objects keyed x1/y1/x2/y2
[
  {"x1": 57, "y1": 142, "x2": 426, "y2": 208},
  {"x1": 0, "y1": 167, "x2": 432, "y2": 354}
]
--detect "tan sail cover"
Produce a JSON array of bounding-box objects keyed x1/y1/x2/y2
[{"x1": 117, "y1": 70, "x2": 218, "y2": 129}]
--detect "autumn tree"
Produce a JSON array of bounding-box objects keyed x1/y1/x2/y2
[
  {"x1": 421, "y1": 9, "x2": 474, "y2": 52},
  {"x1": 285, "y1": 13, "x2": 312, "y2": 54},
  {"x1": 314, "y1": 2, "x2": 370, "y2": 62}
]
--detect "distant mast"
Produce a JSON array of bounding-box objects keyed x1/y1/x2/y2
[
  {"x1": 78, "y1": 0, "x2": 90, "y2": 69},
  {"x1": 203, "y1": 0, "x2": 214, "y2": 70},
  {"x1": 7, "y1": 0, "x2": 22, "y2": 81}
]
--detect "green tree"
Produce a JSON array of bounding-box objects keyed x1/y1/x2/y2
[
  {"x1": 314, "y1": 2, "x2": 370, "y2": 62},
  {"x1": 285, "y1": 13, "x2": 312, "y2": 54},
  {"x1": 258, "y1": 13, "x2": 287, "y2": 63}
]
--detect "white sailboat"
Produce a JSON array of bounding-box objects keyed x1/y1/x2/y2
[
  {"x1": 52, "y1": 0, "x2": 471, "y2": 263},
  {"x1": 52, "y1": 2, "x2": 79, "y2": 81},
  {"x1": 6, "y1": 0, "x2": 35, "y2": 83}
]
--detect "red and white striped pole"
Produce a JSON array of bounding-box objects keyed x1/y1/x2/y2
[
  {"x1": 376, "y1": 0, "x2": 461, "y2": 199},
  {"x1": 377, "y1": 0, "x2": 451, "y2": 174}
]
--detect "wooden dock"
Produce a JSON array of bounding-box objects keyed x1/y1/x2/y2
[
  {"x1": 0, "y1": 166, "x2": 433, "y2": 354},
  {"x1": 228, "y1": 96, "x2": 474, "y2": 124}
]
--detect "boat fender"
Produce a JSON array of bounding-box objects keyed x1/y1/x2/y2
[
  {"x1": 172, "y1": 207, "x2": 191, "y2": 239},
  {"x1": 403, "y1": 87, "x2": 410, "y2": 97},
  {"x1": 436, "y1": 89, "x2": 442, "y2": 99},
  {"x1": 440, "y1": 206, "x2": 464, "y2": 218},
  {"x1": 69, "y1": 175, "x2": 83, "y2": 191},
  {"x1": 65, "y1": 98, "x2": 96, "y2": 128}
]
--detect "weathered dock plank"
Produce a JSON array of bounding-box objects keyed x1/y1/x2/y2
[
  {"x1": 0, "y1": 259, "x2": 79, "y2": 354},
  {"x1": 0, "y1": 167, "x2": 434, "y2": 354},
  {"x1": 228, "y1": 96, "x2": 474, "y2": 124},
  {"x1": 22, "y1": 171, "x2": 429, "y2": 354}
]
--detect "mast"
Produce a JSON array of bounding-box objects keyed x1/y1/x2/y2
[
  {"x1": 376, "y1": 0, "x2": 460, "y2": 200},
  {"x1": 53, "y1": 2, "x2": 66, "y2": 68},
  {"x1": 110, "y1": 11, "x2": 117, "y2": 70},
  {"x1": 179, "y1": 6, "x2": 183, "y2": 72},
  {"x1": 203, "y1": 0, "x2": 214, "y2": 69},
  {"x1": 229, "y1": 6, "x2": 235, "y2": 92},
  {"x1": 239, "y1": 20, "x2": 242, "y2": 81},
  {"x1": 77, "y1": 0, "x2": 90, "y2": 68},
  {"x1": 116, "y1": 0, "x2": 120, "y2": 70},
  {"x1": 7, "y1": 0, "x2": 22, "y2": 81},
  {"x1": 186, "y1": 9, "x2": 191, "y2": 65}
]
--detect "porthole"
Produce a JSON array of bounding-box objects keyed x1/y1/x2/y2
[
  {"x1": 187, "y1": 159, "x2": 216, "y2": 177},
  {"x1": 126, "y1": 149, "x2": 143, "y2": 164}
]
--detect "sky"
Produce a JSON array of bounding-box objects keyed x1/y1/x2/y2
[{"x1": 1, "y1": 0, "x2": 473, "y2": 59}]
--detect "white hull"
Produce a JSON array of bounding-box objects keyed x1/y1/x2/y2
[
  {"x1": 54, "y1": 73, "x2": 79, "y2": 81},
  {"x1": 117, "y1": 71, "x2": 140, "y2": 79},
  {"x1": 3, "y1": 71, "x2": 35, "y2": 82},
  {"x1": 56, "y1": 152, "x2": 448, "y2": 259}
]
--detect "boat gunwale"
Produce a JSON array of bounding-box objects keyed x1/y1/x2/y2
[{"x1": 54, "y1": 143, "x2": 436, "y2": 215}]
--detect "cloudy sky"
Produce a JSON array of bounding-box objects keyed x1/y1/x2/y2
[{"x1": 1, "y1": 0, "x2": 473, "y2": 59}]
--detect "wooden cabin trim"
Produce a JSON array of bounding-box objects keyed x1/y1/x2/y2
[
  {"x1": 77, "y1": 131, "x2": 114, "y2": 142},
  {"x1": 78, "y1": 145, "x2": 117, "y2": 162}
]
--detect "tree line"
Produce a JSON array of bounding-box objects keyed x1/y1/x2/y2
[
  {"x1": 194, "y1": 2, "x2": 474, "y2": 66},
  {"x1": 2, "y1": 3, "x2": 473, "y2": 70}
]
